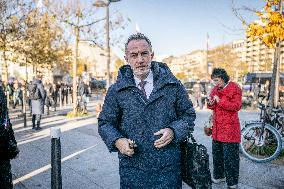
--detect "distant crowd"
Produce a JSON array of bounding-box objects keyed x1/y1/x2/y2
[{"x1": 0, "y1": 76, "x2": 94, "y2": 117}]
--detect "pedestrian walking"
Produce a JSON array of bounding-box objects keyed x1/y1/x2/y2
[
  {"x1": 6, "y1": 82, "x2": 14, "y2": 105},
  {"x1": 12, "y1": 82, "x2": 23, "y2": 109},
  {"x1": 0, "y1": 85, "x2": 19, "y2": 189},
  {"x1": 27, "y1": 81, "x2": 33, "y2": 116},
  {"x1": 78, "y1": 79, "x2": 91, "y2": 114},
  {"x1": 29, "y1": 75, "x2": 46, "y2": 130},
  {"x1": 62, "y1": 82, "x2": 68, "y2": 105},
  {"x1": 207, "y1": 68, "x2": 242, "y2": 189},
  {"x1": 52, "y1": 83, "x2": 58, "y2": 111},
  {"x1": 193, "y1": 80, "x2": 204, "y2": 109},
  {"x1": 44, "y1": 79, "x2": 54, "y2": 115},
  {"x1": 98, "y1": 33, "x2": 196, "y2": 189}
]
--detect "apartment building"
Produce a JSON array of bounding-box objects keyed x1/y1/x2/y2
[
  {"x1": 245, "y1": 38, "x2": 284, "y2": 73},
  {"x1": 232, "y1": 39, "x2": 246, "y2": 63},
  {"x1": 185, "y1": 50, "x2": 207, "y2": 80},
  {"x1": 77, "y1": 41, "x2": 120, "y2": 80},
  {"x1": 163, "y1": 50, "x2": 207, "y2": 81}
]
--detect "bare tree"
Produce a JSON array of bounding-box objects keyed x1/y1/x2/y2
[
  {"x1": 46, "y1": 0, "x2": 129, "y2": 115},
  {"x1": 232, "y1": 0, "x2": 284, "y2": 107},
  {"x1": 0, "y1": 0, "x2": 24, "y2": 82}
]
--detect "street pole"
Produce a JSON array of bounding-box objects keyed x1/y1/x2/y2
[
  {"x1": 59, "y1": 88, "x2": 62, "y2": 110},
  {"x1": 3, "y1": 44, "x2": 8, "y2": 82},
  {"x1": 206, "y1": 33, "x2": 209, "y2": 81},
  {"x1": 270, "y1": 0, "x2": 283, "y2": 108},
  {"x1": 50, "y1": 128, "x2": 62, "y2": 189},
  {"x1": 73, "y1": 11, "x2": 80, "y2": 114},
  {"x1": 106, "y1": 2, "x2": 111, "y2": 89},
  {"x1": 23, "y1": 88, "x2": 27, "y2": 127},
  {"x1": 23, "y1": 58, "x2": 28, "y2": 127},
  {"x1": 93, "y1": 0, "x2": 121, "y2": 89}
]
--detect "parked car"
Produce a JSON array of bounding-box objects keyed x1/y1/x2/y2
[{"x1": 89, "y1": 78, "x2": 106, "y2": 90}]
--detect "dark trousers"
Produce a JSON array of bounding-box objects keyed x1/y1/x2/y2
[
  {"x1": 13, "y1": 98, "x2": 22, "y2": 109},
  {"x1": 32, "y1": 114, "x2": 42, "y2": 128},
  {"x1": 212, "y1": 140, "x2": 240, "y2": 186}
]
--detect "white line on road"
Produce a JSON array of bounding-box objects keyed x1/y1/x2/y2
[
  {"x1": 17, "y1": 118, "x2": 97, "y2": 145},
  {"x1": 13, "y1": 145, "x2": 97, "y2": 185}
]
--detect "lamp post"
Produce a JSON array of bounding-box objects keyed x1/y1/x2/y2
[{"x1": 94, "y1": 0, "x2": 121, "y2": 89}]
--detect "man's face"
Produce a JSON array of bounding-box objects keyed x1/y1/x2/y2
[{"x1": 125, "y1": 39, "x2": 154, "y2": 78}]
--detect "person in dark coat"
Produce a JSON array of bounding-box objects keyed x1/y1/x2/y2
[
  {"x1": 51, "y1": 83, "x2": 58, "y2": 111},
  {"x1": 207, "y1": 68, "x2": 242, "y2": 189},
  {"x1": 30, "y1": 75, "x2": 46, "y2": 130},
  {"x1": 0, "y1": 85, "x2": 18, "y2": 189},
  {"x1": 44, "y1": 79, "x2": 54, "y2": 115},
  {"x1": 12, "y1": 82, "x2": 23, "y2": 109},
  {"x1": 98, "y1": 33, "x2": 196, "y2": 189},
  {"x1": 78, "y1": 79, "x2": 91, "y2": 113}
]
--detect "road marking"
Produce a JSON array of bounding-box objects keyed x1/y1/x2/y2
[{"x1": 13, "y1": 145, "x2": 97, "y2": 185}]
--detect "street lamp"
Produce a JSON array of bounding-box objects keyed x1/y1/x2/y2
[{"x1": 94, "y1": 0, "x2": 121, "y2": 89}]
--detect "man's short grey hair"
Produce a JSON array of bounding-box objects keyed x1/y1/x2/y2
[{"x1": 125, "y1": 33, "x2": 152, "y2": 53}]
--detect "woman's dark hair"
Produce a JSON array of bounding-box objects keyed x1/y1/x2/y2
[{"x1": 211, "y1": 68, "x2": 230, "y2": 83}]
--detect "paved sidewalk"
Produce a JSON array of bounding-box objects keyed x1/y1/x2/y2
[{"x1": 10, "y1": 101, "x2": 284, "y2": 189}]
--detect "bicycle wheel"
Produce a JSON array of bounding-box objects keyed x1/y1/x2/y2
[{"x1": 240, "y1": 123, "x2": 282, "y2": 163}]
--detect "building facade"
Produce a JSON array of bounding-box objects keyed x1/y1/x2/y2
[
  {"x1": 77, "y1": 41, "x2": 121, "y2": 81},
  {"x1": 245, "y1": 38, "x2": 284, "y2": 73},
  {"x1": 163, "y1": 50, "x2": 207, "y2": 82}
]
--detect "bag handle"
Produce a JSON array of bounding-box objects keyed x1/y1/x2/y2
[
  {"x1": 3, "y1": 109, "x2": 10, "y2": 130},
  {"x1": 187, "y1": 132, "x2": 197, "y2": 144}
]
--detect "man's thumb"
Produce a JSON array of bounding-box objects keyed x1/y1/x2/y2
[{"x1": 154, "y1": 129, "x2": 164, "y2": 136}]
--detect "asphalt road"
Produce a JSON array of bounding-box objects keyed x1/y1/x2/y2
[{"x1": 9, "y1": 101, "x2": 284, "y2": 189}]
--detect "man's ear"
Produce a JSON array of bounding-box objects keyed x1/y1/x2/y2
[
  {"x1": 151, "y1": 51, "x2": 154, "y2": 59},
  {"x1": 124, "y1": 55, "x2": 128, "y2": 62}
]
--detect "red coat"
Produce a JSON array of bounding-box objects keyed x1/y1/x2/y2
[{"x1": 207, "y1": 82, "x2": 242, "y2": 143}]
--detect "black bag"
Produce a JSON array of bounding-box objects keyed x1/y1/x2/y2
[
  {"x1": 181, "y1": 133, "x2": 212, "y2": 189},
  {"x1": 0, "y1": 114, "x2": 19, "y2": 160},
  {"x1": 45, "y1": 97, "x2": 54, "y2": 107},
  {"x1": 29, "y1": 84, "x2": 41, "y2": 100}
]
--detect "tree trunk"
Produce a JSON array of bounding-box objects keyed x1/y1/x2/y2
[
  {"x1": 269, "y1": 0, "x2": 283, "y2": 108},
  {"x1": 73, "y1": 22, "x2": 79, "y2": 114},
  {"x1": 269, "y1": 41, "x2": 281, "y2": 108},
  {"x1": 3, "y1": 49, "x2": 8, "y2": 82}
]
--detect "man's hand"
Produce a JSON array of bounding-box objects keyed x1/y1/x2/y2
[
  {"x1": 115, "y1": 138, "x2": 134, "y2": 157},
  {"x1": 154, "y1": 128, "x2": 174, "y2": 149}
]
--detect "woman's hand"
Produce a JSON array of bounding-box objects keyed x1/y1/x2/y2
[
  {"x1": 207, "y1": 97, "x2": 215, "y2": 106},
  {"x1": 213, "y1": 95, "x2": 220, "y2": 103}
]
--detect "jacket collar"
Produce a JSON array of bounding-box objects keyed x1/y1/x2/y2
[
  {"x1": 115, "y1": 61, "x2": 179, "y2": 92},
  {"x1": 217, "y1": 82, "x2": 237, "y2": 98}
]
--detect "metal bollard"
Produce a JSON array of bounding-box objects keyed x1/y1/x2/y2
[
  {"x1": 23, "y1": 89, "x2": 27, "y2": 127},
  {"x1": 59, "y1": 88, "x2": 62, "y2": 110},
  {"x1": 64, "y1": 94, "x2": 67, "y2": 107},
  {"x1": 67, "y1": 88, "x2": 70, "y2": 105},
  {"x1": 47, "y1": 105, "x2": 50, "y2": 115},
  {"x1": 51, "y1": 128, "x2": 62, "y2": 189},
  {"x1": 63, "y1": 87, "x2": 66, "y2": 107}
]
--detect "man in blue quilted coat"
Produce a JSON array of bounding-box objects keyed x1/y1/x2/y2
[{"x1": 98, "y1": 33, "x2": 196, "y2": 189}]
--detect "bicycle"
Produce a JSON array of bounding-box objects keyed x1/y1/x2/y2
[{"x1": 240, "y1": 99, "x2": 284, "y2": 163}]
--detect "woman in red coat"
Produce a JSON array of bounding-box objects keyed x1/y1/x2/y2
[{"x1": 207, "y1": 68, "x2": 242, "y2": 189}]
